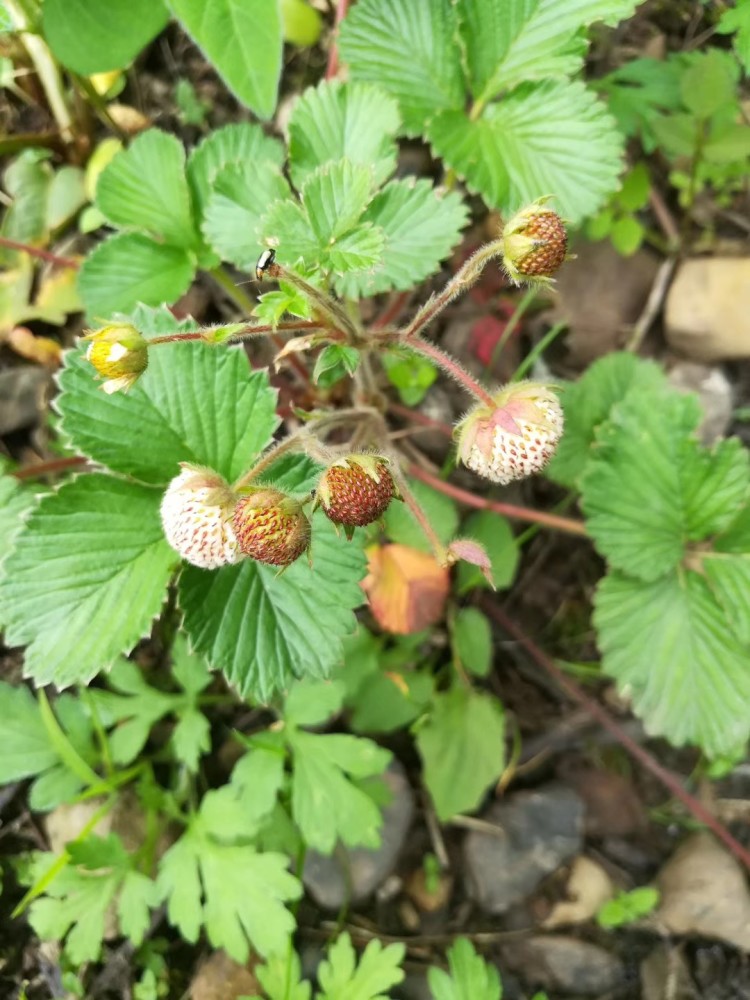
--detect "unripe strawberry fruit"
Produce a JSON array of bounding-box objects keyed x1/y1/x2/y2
[
  {"x1": 315, "y1": 455, "x2": 396, "y2": 537},
  {"x1": 455, "y1": 381, "x2": 563, "y2": 485},
  {"x1": 501, "y1": 198, "x2": 567, "y2": 285},
  {"x1": 233, "y1": 489, "x2": 311, "y2": 567},
  {"x1": 161, "y1": 464, "x2": 239, "y2": 569}
]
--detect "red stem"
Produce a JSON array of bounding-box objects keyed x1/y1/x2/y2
[
  {"x1": 372, "y1": 291, "x2": 411, "y2": 330},
  {"x1": 0, "y1": 236, "x2": 79, "y2": 269},
  {"x1": 388, "y1": 402, "x2": 453, "y2": 438},
  {"x1": 405, "y1": 338, "x2": 496, "y2": 408},
  {"x1": 14, "y1": 456, "x2": 88, "y2": 480},
  {"x1": 326, "y1": 0, "x2": 350, "y2": 79},
  {"x1": 148, "y1": 320, "x2": 322, "y2": 346},
  {"x1": 483, "y1": 601, "x2": 750, "y2": 873},
  {"x1": 409, "y1": 464, "x2": 587, "y2": 537}
]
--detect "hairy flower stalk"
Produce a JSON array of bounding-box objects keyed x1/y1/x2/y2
[
  {"x1": 83, "y1": 323, "x2": 148, "y2": 394},
  {"x1": 455, "y1": 381, "x2": 564, "y2": 485},
  {"x1": 161, "y1": 465, "x2": 240, "y2": 569}
]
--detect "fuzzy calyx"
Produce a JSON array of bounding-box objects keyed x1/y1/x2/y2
[{"x1": 233, "y1": 488, "x2": 311, "y2": 567}]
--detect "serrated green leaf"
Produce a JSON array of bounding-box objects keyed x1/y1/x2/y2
[
  {"x1": 77, "y1": 233, "x2": 195, "y2": 318},
  {"x1": 0, "y1": 475, "x2": 174, "y2": 687},
  {"x1": 171, "y1": 709, "x2": 211, "y2": 772},
  {"x1": 416, "y1": 687, "x2": 505, "y2": 820},
  {"x1": 0, "y1": 474, "x2": 34, "y2": 577},
  {"x1": 42, "y1": 0, "x2": 169, "y2": 74},
  {"x1": 289, "y1": 81, "x2": 400, "y2": 190},
  {"x1": 317, "y1": 933, "x2": 405, "y2": 1000},
  {"x1": 179, "y1": 459, "x2": 366, "y2": 699},
  {"x1": 595, "y1": 569, "x2": 750, "y2": 758},
  {"x1": 337, "y1": 178, "x2": 468, "y2": 298},
  {"x1": 452, "y1": 607, "x2": 492, "y2": 677},
  {"x1": 96, "y1": 130, "x2": 198, "y2": 247},
  {"x1": 157, "y1": 805, "x2": 301, "y2": 960},
  {"x1": 429, "y1": 80, "x2": 624, "y2": 223},
  {"x1": 547, "y1": 352, "x2": 667, "y2": 488},
  {"x1": 289, "y1": 730, "x2": 390, "y2": 853},
  {"x1": 327, "y1": 224, "x2": 385, "y2": 275},
  {"x1": 339, "y1": 0, "x2": 464, "y2": 135},
  {"x1": 202, "y1": 161, "x2": 290, "y2": 270},
  {"x1": 304, "y1": 160, "x2": 376, "y2": 242},
  {"x1": 581, "y1": 387, "x2": 750, "y2": 582},
  {"x1": 1, "y1": 150, "x2": 53, "y2": 246},
  {"x1": 455, "y1": 510, "x2": 518, "y2": 592},
  {"x1": 256, "y1": 952, "x2": 311, "y2": 1000},
  {"x1": 717, "y1": 1, "x2": 750, "y2": 72},
  {"x1": 170, "y1": 0, "x2": 282, "y2": 119},
  {"x1": 380, "y1": 349, "x2": 437, "y2": 406},
  {"x1": 261, "y1": 199, "x2": 320, "y2": 266},
  {"x1": 703, "y1": 547, "x2": 750, "y2": 646},
  {"x1": 187, "y1": 122, "x2": 285, "y2": 220},
  {"x1": 384, "y1": 477, "x2": 458, "y2": 554},
  {"x1": 230, "y1": 741, "x2": 285, "y2": 824},
  {"x1": 680, "y1": 49, "x2": 738, "y2": 119},
  {"x1": 428, "y1": 937, "x2": 501, "y2": 1000},
  {"x1": 57, "y1": 343, "x2": 278, "y2": 486},
  {"x1": 457, "y1": 0, "x2": 639, "y2": 102}
]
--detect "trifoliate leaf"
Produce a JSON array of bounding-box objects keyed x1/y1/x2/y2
[
  {"x1": 187, "y1": 122, "x2": 285, "y2": 220},
  {"x1": 96, "y1": 130, "x2": 199, "y2": 248},
  {"x1": 597, "y1": 57, "x2": 685, "y2": 150},
  {"x1": 288, "y1": 80, "x2": 400, "y2": 188},
  {"x1": 304, "y1": 160, "x2": 376, "y2": 242},
  {"x1": 179, "y1": 458, "x2": 366, "y2": 700},
  {"x1": 317, "y1": 932, "x2": 405, "y2": 1000},
  {"x1": 416, "y1": 686, "x2": 505, "y2": 820},
  {"x1": 42, "y1": 0, "x2": 169, "y2": 75},
  {"x1": 170, "y1": 0, "x2": 282, "y2": 119},
  {"x1": 547, "y1": 352, "x2": 667, "y2": 488},
  {"x1": 452, "y1": 607, "x2": 492, "y2": 677},
  {"x1": 288, "y1": 730, "x2": 391, "y2": 853},
  {"x1": 77, "y1": 233, "x2": 195, "y2": 318},
  {"x1": 326, "y1": 224, "x2": 385, "y2": 275},
  {"x1": 581, "y1": 387, "x2": 750, "y2": 582},
  {"x1": 455, "y1": 510, "x2": 518, "y2": 592},
  {"x1": 0, "y1": 475, "x2": 174, "y2": 687},
  {"x1": 0, "y1": 684, "x2": 97, "y2": 810},
  {"x1": 428, "y1": 937, "x2": 501, "y2": 1000},
  {"x1": 29, "y1": 834, "x2": 159, "y2": 964},
  {"x1": 157, "y1": 803, "x2": 301, "y2": 960},
  {"x1": 456, "y1": 0, "x2": 640, "y2": 103},
  {"x1": 57, "y1": 340, "x2": 278, "y2": 487},
  {"x1": 201, "y1": 161, "x2": 290, "y2": 270},
  {"x1": 428, "y1": 80, "x2": 624, "y2": 223},
  {"x1": 595, "y1": 569, "x2": 750, "y2": 758},
  {"x1": 336, "y1": 178, "x2": 468, "y2": 298},
  {"x1": 339, "y1": 0, "x2": 464, "y2": 135}
]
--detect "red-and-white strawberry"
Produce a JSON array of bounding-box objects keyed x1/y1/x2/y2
[
  {"x1": 233, "y1": 488, "x2": 311, "y2": 567},
  {"x1": 455, "y1": 381, "x2": 564, "y2": 485},
  {"x1": 161, "y1": 464, "x2": 239, "y2": 569}
]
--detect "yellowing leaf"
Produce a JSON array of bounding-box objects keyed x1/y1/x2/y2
[{"x1": 362, "y1": 543, "x2": 449, "y2": 634}]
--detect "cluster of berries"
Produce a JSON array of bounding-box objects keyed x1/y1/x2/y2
[{"x1": 160, "y1": 455, "x2": 396, "y2": 570}]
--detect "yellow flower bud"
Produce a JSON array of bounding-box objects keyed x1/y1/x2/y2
[{"x1": 83, "y1": 324, "x2": 148, "y2": 394}]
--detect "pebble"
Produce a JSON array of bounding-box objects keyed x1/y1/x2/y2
[
  {"x1": 302, "y1": 761, "x2": 415, "y2": 909},
  {"x1": 665, "y1": 258, "x2": 750, "y2": 361},
  {"x1": 463, "y1": 784, "x2": 584, "y2": 914},
  {"x1": 500, "y1": 936, "x2": 624, "y2": 996},
  {"x1": 668, "y1": 360, "x2": 733, "y2": 443}
]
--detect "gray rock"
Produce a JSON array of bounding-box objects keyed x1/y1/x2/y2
[
  {"x1": 302, "y1": 761, "x2": 415, "y2": 909},
  {"x1": 0, "y1": 367, "x2": 49, "y2": 434},
  {"x1": 463, "y1": 784, "x2": 584, "y2": 914},
  {"x1": 668, "y1": 361, "x2": 733, "y2": 444},
  {"x1": 501, "y1": 936, "x2": 623, "y2": 996},
  {"x1": 665, "y1": 258, "x2": 750, "y2": 361}
]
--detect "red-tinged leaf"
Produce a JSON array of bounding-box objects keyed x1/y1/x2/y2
[
  {"x1": 447, "y1": 538, "x2": 495, "y2": 588},
  {"x1": 362, "y1": 543, "x2": 450, "y2": 634}
]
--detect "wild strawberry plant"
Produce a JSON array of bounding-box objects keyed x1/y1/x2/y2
[{"x1": 1, "y1": 0, "x2": 750, "y2": 992}]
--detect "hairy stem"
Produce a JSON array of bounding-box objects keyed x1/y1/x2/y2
[
  {"x1": 408, "y1": 464, "x2": 588, "y2": 537},
  {"x1": 325, "y1": 0, "x2": 350, "y2": 79},
  {"x1": 389, "y1": 464, "x2": 448, "y2": 563},
  {"x1": 400, "y1": 240, "x2": 504, "y2": 340},
  {"x1": 148, "y1": 320, "x2": 322, "y2": 346},
  {"x1": 265, "y1": 261, "x2": 361, "y2": 344},
  {"x1": 398, "y1": 336, "x2": 496, "y2": 408}
]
